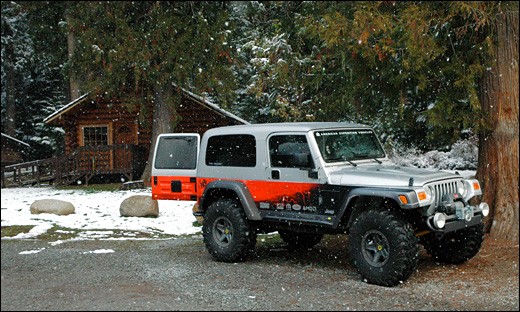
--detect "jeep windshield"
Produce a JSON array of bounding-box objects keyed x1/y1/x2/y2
[{"x1": 313, "y1": 129, "x2": 386, "y2": 163}]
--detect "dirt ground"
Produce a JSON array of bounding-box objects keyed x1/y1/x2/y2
[{"x1": 1, "y1": 233, "x2": 518, "y2": 311}]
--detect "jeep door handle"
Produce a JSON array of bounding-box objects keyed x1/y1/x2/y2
[{"x1": 271, "y1": 170, "x2": 280, "y2": 180}]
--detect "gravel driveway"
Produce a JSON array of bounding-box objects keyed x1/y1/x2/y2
[{"x1": 1, "y1": 234, "x2": 518, "y2": 311}]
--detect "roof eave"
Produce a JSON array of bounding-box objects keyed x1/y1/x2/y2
[
  {"x1": 172, "y1": 83, "x2": 249, "y2": 125},
  {"x1": 43, "y1": 93, "x2": 90, "y2": 125}
]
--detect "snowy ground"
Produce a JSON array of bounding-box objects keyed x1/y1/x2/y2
[
  {"x1": 1, "y1": 168, "x2": 475, "y2": 241},
  {"x1": 1, "y1": 187, "x2": 201, "y2": 240}
]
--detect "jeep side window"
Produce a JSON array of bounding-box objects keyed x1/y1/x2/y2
[
  {"x1": 269, "y1": 135, "x2": 314, "y2": 168},
  {"x1": 205, "y1": 134, "x2": 256, "y2": 167}
]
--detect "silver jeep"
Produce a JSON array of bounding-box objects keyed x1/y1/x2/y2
[{"x1": 152, "y1": 122, "x2": 489, "y2": 287}]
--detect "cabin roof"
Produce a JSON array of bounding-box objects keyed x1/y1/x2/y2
[
  {"x1": 43, "y1": 86, "x2": 249, "y2": 125},
  {"x1": 178, "y1": 86, "x2": 249, "y2": 125},
  {"x1": 43, "y1": 93, "x2": 90, "y2": 124},
  {"x1": 1, "y1": 133, "x2": 31, "y2": 148}
]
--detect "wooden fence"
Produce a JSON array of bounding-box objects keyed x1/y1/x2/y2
[{"x1": 1, "y1": 144, "x2": 146, "y2": 188}]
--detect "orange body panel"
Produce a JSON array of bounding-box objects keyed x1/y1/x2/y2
[
  {"x1": 152, "y1": 176, "x2": 197, "y2": 201},
  {"x1": 197, "y1": 177, "x2": 319, "y2": 207}
]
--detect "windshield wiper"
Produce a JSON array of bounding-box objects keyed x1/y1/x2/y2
[
  {"x1": 372, "y1": 158, "x2": 382, "y2": 164},
  {"x1": 352, "y1": 152, "x2": 383, "y2": 164},
  {"x1": 347, "y1": 159, "x2": 358, "y2": 167},
  {"x1": 327, "y1": 157, "x2": 357, "y2": 167}
]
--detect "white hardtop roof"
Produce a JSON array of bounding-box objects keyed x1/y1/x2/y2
[{"x1": 204, "y1": 122, "x2": 372, "y2": 136}]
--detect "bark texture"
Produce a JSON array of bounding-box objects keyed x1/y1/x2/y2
[
  {"x1": 66, "y1": 13, "x2": 80, "y2": 101},
  {"x1": 140, "y1": 83, "x2": 177, "y2": 186},
  {"x1": 477, "y1": 11, "x2": 519, "y2": 243}
]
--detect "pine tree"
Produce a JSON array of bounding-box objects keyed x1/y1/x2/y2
[
  {"x1": 65, "y1": 2, "x2": 237, "y2": 181},
  {"x1": 1, "y1": 1, "x2": 66, "y2": 159},
  {"x1": 300, "y1": 1, "x2": 498, "y2": 150},
  {"x1": 230, "y1": 1, "x2": 323, "y2": 123},
  {"x1": 1, "y1": 1, "x2": 33, "y2": 137}
]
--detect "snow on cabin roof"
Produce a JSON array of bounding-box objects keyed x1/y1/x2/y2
[
  {"x1": 1, "y1": 133, "x2": 31, "y2": 148},
  {"x1": 43, "y1": 88, "x2": 249, "y2": 125},
  {"x1": 43, "y1": 93, "x2": 90, "y2": 124},
  {"x1": 175, "y1": 85, "x2": 250, "y2": 125}
]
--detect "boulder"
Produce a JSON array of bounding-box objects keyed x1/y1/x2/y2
[
  {"x1": 120, "y1": 195, "x2": 159, "y2": 217},
  {"x1": 30, "y1": 199, "x2": 75, "y2": 215}
]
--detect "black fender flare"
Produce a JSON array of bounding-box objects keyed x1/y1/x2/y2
[
  {"x1": 335, "y1": 187, "x2": 418, "y2": 228},
  {"x1": 200, "y1": 180, "x2": 262, "y2": 220}
]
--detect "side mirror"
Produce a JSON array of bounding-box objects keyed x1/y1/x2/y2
[{"x1": 292, "y1": 153, "x2": 310, "y2": 168}]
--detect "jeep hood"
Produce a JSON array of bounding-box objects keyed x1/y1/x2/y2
[{"x1": 328, "y1": 164, "x2": 461, "y2": 188}]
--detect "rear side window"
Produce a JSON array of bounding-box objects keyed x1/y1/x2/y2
[
  {"x1": 154, "y1": 136, "x2": 198, "y2": 169},
  {"x1": 206, "y1": 135, "x2": 256, "y2": 167}
]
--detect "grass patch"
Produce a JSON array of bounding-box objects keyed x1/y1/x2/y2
[
  {"x1": 36, "y1": 226, "x2": 80, "y2": 240},
  {"x1": 1, "y1": 224, "x2": 180, "y2": 240},
  {"x1": 55, "y1": 183, "x2": 124, "y2": 193},
  {"x1": 1, "y1": 225, "x2": 35, "y2": 238},
  {"x1": 39, "y1": 226, "x2": 180, "y2": 240}
]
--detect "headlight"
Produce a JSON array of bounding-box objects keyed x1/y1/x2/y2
[
  {"x1": 425, "y1": 185, "x2": 435, "y2": 203},
  {"x1": 463, "y1": 179, "x2": 483, "y2": 201},
  {"x1": 415, "y1": 187, "x2": 433, "y2": 204},
  {"x1": 424, "y1": 185, "x2": 432, "y2": 197},
  {"x1": 457, "y1": 181, "x2": 468, "y2": 197}
]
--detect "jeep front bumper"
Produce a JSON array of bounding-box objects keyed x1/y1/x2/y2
[{"x1": 426, "y1": 211, "x2": 484, "y2": 233}]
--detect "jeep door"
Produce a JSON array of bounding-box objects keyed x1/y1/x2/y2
[
  {"x1": 264, "y1": 134, "x2": 321, "y2": 214},
  {"x1": 151, "y1": 133, "x2": 199, "y2": 200}
]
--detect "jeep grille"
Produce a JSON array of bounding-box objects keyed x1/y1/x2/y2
[{"x1": 428, "y1": 180, "x2": 460, "y2": 207}]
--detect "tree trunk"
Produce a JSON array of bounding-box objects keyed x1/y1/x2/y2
[
  {"x1": 476, "y1": 11, "x2": 519, "y2": 243},
  {"x1": 140, "y1": 82, "x2": 177, "y2": 186},
  {"x1": 66, "y1": 12, "x2": 80, "y2": 101},
  {"x1": 4, "y1": 26, "x2": 16, "y2": 137}
]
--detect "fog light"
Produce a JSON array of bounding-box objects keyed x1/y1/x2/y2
[
  {"x1": 479, "y1": 202, "x2": 490, "y2": 217},
  {"x1": 433, "y1": 213, "x2": 446, "y2": 229}
]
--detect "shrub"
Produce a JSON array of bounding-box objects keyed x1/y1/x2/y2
[{"x1": 388, "y1": 135, "x2": 478, "y2": 170}]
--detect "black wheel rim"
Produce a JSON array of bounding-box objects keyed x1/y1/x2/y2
[
  {"x1": 212, "y1": 216, "x2": 233, "y2": 247},
  {"x1": 361, "y1": 229, "x2": 389, "y2": 267}
]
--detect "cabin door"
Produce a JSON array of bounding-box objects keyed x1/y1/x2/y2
[{"x1": 114, "y1": 123, "x2": 135, "y2": 172}]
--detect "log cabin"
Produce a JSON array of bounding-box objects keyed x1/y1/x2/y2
[
  {"x1": 1, "y1": 133, "x2": 31, "y2": 167},
  {"x1": 43, "y1": 87, "x2": 248, "y2": 185}
]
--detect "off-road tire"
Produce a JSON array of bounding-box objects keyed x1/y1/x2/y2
[
  {"x1": 202, "y1": 198, "x2": 257, "y2": 262},
  {"x1": 422, "y1": 223, "x2": 484, "y2": 264},
  {"x1": 348, "y1": 209, "x2": 418, "y2": 287},
  {"x1": 278, "y1": 230, "x2": 324, "y2": 250}
]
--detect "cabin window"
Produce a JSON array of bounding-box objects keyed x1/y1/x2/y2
[{"x1": 82, "y1": 125, "x2": 108, "y2": 146}]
